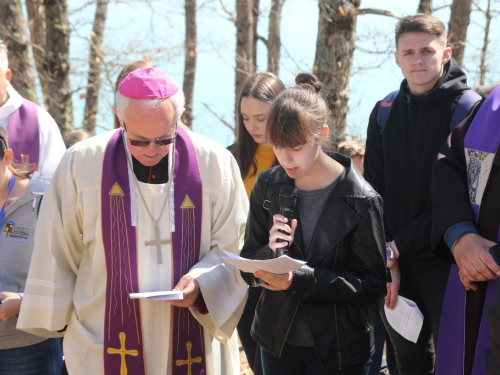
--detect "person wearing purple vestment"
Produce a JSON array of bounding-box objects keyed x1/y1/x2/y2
[
  {"x1": 16, "y1": 67, "x2": 249, "y2": 375},
  {"x1": 431, "y1": 84, "x2": 500, "y2": 375},
  {"x1": 0, "y1": 40, "x2": 65, "y2": 181}
]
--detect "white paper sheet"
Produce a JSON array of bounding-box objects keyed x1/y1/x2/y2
[
  {"x1": 384, "y1": 295, "x2": 424, "y2": 343},
  {"x1": 129, "y1": 291, "x2": 184, "y2": 301},
  {"x1": 221, "y1": 250, "x2": 306, "y2": 274}
]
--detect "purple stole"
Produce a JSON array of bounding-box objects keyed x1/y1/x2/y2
[
  {"x1": 7, "y1": 99, "x2": 40, "y2": 172},
  {"x1": 436, "y1": 86, "x2": 500, "y2": 375},
  {"x1": 101, "y1": 127, "x2": 206, "y2": 375}
]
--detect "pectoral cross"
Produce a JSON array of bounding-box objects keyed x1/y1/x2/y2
[{"x1": 145, "y1": 222, "x2": 170, "y2": 264}]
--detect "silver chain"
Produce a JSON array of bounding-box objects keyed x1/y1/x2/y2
[{"x1": 125, "y1": 154, "x2": 169, "y2": 226}]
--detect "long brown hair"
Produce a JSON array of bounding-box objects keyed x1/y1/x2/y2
[
  {"x1": 236, "y1": 72, "x2": 285, "y2": 178},
  {"x1": 0, "y1": 127, "x2": 30, "y2": 179}
]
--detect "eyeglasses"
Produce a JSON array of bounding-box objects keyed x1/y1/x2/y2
[{"x1": 123, "y1": 123, "x2": 177, "y2": 147}]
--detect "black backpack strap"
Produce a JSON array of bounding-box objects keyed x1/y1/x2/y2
[
  {"x1": 262, "y1": 166, "x2": 279, "y2": 212},
  {"x1": 376, "y1": 90, "x2": 399, "y2": 135},
  {"x1": 450, "y1": 90, "x2": 482, "y2": 131}
]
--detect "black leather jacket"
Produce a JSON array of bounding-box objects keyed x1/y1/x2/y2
[{"x1": 240, "y1": 153, "x2": 387, "y2": 369}]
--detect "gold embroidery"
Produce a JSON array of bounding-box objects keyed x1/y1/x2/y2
[
  {"x1": 107, "y1": 332, "x2": 139, "y2": 375},
  {"x1": 109, "y1": 183, "x2": 125, "y2": 196},
  {"x1": 175, "y1": 341, "x2": 202, "y2": 375},
  {"x1": 181, "y1": 195, "x2": 195, "y2": 209}
]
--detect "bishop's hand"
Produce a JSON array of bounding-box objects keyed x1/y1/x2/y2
[
  {"x1": 453, "y1": 233, "x2": 499, "y2": 291},
  {"x1": 169, "y1": 275, "x2": 200, "y2": 308}
]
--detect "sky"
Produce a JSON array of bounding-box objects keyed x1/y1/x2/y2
[{"x1": 65, "y1": 0, "x2": 500, "y2": 147}]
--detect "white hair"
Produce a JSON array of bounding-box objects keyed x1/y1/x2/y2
[
  {"x1": 0, "y1": 40, "x2": 8, "y2": 72},
  {"x1": 115, "y1": 89, "x2": 185, "y2": 126}
]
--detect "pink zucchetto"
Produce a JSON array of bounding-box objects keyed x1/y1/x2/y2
[{"x1": 118, "y1": 67, "x2": 180, "y2": 99}]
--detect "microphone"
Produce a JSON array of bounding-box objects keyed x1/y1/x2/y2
[{"x1": 276, "y1": 186, "x2": 298, "y2": 257}]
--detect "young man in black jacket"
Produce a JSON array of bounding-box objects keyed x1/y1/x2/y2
[{"x1": 364, "y1": 14, "x2": 476, "y2": 375}]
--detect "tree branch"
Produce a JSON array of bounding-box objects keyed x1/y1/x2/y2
[
  {"x1": 356, "y1": 8, "x2": 400, "y2": 19},
  {"x1": 257, "y1": 34, "x2": 268, "y2": 47},
  {"x1": 201, "y1": 102, "x2": 235, "y2": 132},
  {"x1": 219, "y1": 0, "x2": 236, "y2": 23}
]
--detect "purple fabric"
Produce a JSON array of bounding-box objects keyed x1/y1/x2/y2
[
  {"x1": 101, "y1": 127, "x2": 206, "y2": 375},
  {"x1": 7, "y1": 99, "x2": 40, "y2": 169},
  {"x1": 472, "y1": 279, "x2": 498, "y2": 375},
  {"x1": 102, "y1": 129, "x2": 146, "y2": 375},
  {"x1": 119, "y1": 67, "x2": 179, "y2": 99},
  {"x1": 471, "y1": 204, "x2": 480, "y2": 221},
  {"x1": 464, "y1": 86, "x2": 500, "y2": 153},
  {"x1": 436, "y1": 264, "x2": 466, "y2": 375},
  {"x1": 169, "y1": 127, "x2": 205, "y2": 375},
  {"x1": 437, "y1": 85, "x2": 500, "y2": 375}
]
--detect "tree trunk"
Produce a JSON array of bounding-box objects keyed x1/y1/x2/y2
[
  {"x1": 44, "y1": 0, "x2": 74, "y2": 135},
  {"x1": 235, "y1": 0, "x2": 255, "y2": 126},
  {"x1": 83, "y1": 0, "x2": 109, "y2": 136},
  {"x1": 252, "y1": 0, "x2": 259, "y2": 68},
  {"x1": 181, "y1": 0, "x2": 197, "y2": 129},
  {"x1": 479, "y1": 0, "x2": 491, "y2": 85},
  {"x1": 25, "y1": 0, "x2": 48, "y2": 105},
  {"x1": 418, "y1": 0, "x2": 432, "y2": 14},
  {"x1": 267, "y1": 0, "x2": 285, "y2": 75},
  {"x1": 313, "y1": 0, "x2": 358, "y2": 149},
  {"x1": 0, "y1": 0, "x2": 38, "y2": 103},
  {"x1": 448, "y1": 0, "x2": 473, "y2": 67}
]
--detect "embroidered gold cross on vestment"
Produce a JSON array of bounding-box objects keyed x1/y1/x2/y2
[{"x1": 175, "y1": 341, "x2": 202, "y2": 375}]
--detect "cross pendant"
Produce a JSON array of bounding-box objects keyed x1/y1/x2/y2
[{"x1": 145, "y1": 222, "x2": 170, "y2": 264}]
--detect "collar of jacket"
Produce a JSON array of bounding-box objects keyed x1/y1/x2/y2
[{"x1": 265, "y1": 152, "x2": 370, "y2": 264}]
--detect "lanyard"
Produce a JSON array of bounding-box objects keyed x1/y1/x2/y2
[{"x1": 0, "y1": 175, "x2": 16, "y2": 226}]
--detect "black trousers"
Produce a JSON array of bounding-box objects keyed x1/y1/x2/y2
[
  {"x1": 381, "y1": 265, "x2": 449, "y2": 375},
  {"x1": 238, "y1": 286, "x2": 263, "y2": 375}
]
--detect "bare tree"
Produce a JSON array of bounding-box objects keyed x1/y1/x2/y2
[
  {"x1": 83, "y1": 0, "x2": 109, "y2": 135},
  {"x1": 235, "y1": 0, "x2": 255, "y2": 123},
  {"x1": 181, "y1": 0, "x2": 197, "y2": 129},
  {"x1": 314, "y1": 0, "x2": 359, "y2": 148},
  {"x1": 0, "y1": 0, "x2": 38, "y2": 103},
  {"x1": 45, "y1": 0, "x2": 74, "y2": 134},
  {"x1": 479, "y1": 0, "x2": 492, "y2": 85},
  {"x1": 418, "y1": 0, "x2": 432, "y2": 14},
  {"x1": 252, "y1": 0, "x2": 260, "y2": 67},
  {"x1": 267, "y1": 0, "x2": 286, "y2": 75},
  {"x1": 25, "y1": 0, "x2": 48, "y2": 104},
  {"x1": 448, "y1": 0, "x2": 473, "y2": 67}
]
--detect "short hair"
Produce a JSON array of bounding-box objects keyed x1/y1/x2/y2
[
  {"x1": 113, "y1": 60, "x2": 154, "y2": 128},
  {"x1": 266, "y1": 72, "x2": 328, "y2": 148},
  {"x1": 63, "y1": 130, "x2": 90, "y2": 148},
  {"x1": 395, "y1": 14, "x2": 447, "y2": 48},
  {"x1": 115, "y1": 89, "x2": 185, "y2": 127},
  {"x1": 337, "y1": 140, "x2": 365, "y2": 158},
  {"x1": 0, "y1": 40, "x2": 8, "y2": 71}
]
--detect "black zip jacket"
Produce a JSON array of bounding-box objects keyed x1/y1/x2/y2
[
  {"x1": 364, "y1": 59, "x2": 471, "y2": 273},
  {"x1": 240, "y1": 153, "x2": 386, "y2": 369}
]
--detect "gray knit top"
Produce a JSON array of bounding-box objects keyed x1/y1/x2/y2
[{"x1": 0, "y1": 172, "x2": 48, "y2": 350}]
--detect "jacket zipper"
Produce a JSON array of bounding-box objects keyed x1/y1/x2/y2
[
  {"x1": 278, "y1": 302, "x2": 300, "y2": 357},
  {"x1": 333, "y1": 246, "x2": 342, "y2": 369}
]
